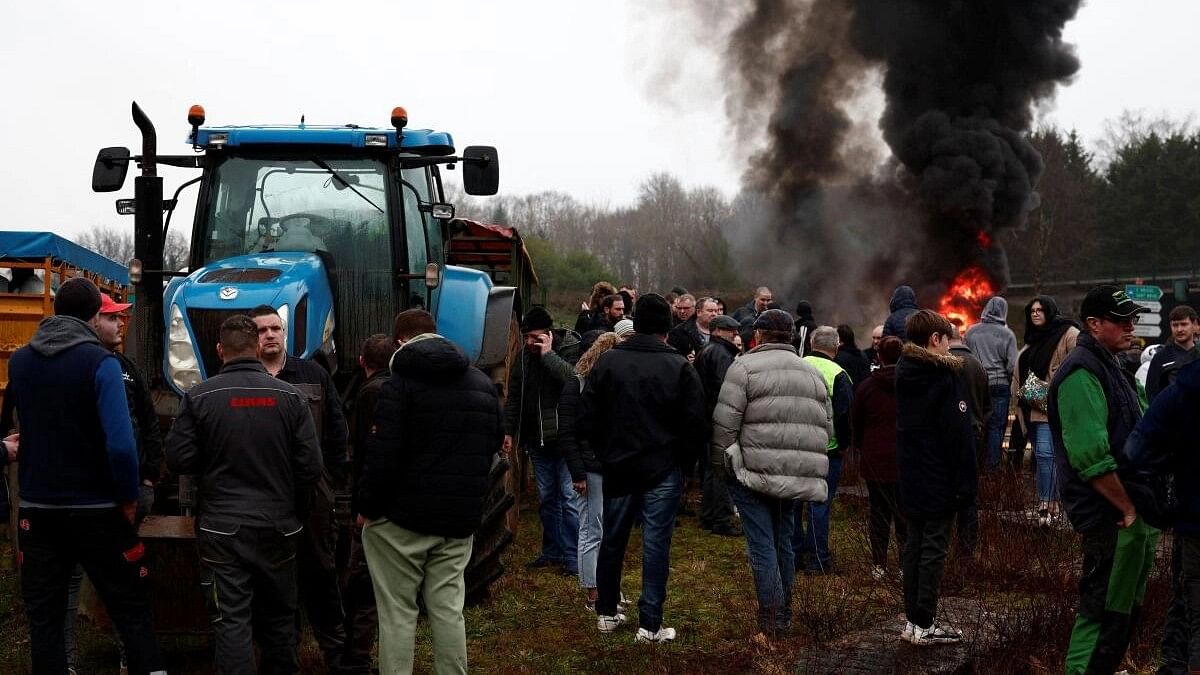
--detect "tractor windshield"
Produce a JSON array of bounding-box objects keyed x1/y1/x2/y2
[{"x1": 198, "y1": 156, "x2": 391, "y2": 266}]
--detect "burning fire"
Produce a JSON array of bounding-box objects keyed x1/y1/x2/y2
[{"x1": 939, "y1": 265, "x2": 996, "y2": 329}]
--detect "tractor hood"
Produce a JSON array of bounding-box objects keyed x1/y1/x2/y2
[{"x1": 163, "y1": 252, "x2": 336, "y2": 392}]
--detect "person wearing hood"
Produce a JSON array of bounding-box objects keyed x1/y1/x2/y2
[
  {"x1": 357, "y1": 310, "x2": 502, "y2": 675},
  {"x1": 502, "y1": 305, "x2": 583, "y2": 574},
  {"x1": 834, "y1": 324, "x2": 871, "y2": 388},
  {"x1": 965, "y1": 296, "x2": 1019, "y2": 470},
  {"x1": 896, "y1": 310, "x2": 976, "y2": 646},
  {"x1": 6, "y1": 277, "x2": 165, "y2": 675},
  {"x1": 1012, "y1": 296, "x2": 1079, "y2": 527},
  {"x1": 793, "y1": 301, "x2": 818, "y2": 355},
  {"x1": 882, "y1": 286, "x2": 919, "y2": 342},
  {"x1": 851, "y1": 336, "x2": 906, "y2": 580}
]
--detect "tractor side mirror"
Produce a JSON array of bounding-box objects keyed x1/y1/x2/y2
[
  {"x1": 462, "y1": 146, "x2": 499, "y2": 196},
  {"x1": 93, "y1": 147, "x2": 131, "y2": 192}
]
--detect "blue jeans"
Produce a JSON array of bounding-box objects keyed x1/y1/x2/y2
[
  {"x1": 795, "y1": 454, "x2": 842, "y2": 571},
  {"x1": 986, "y1": 385, "x2": 1011, "y2": 469},
  {"x1": 729, "y1": 481, "x2": 795, "y2": 631},
  {"x1": 531, "y1": 451, "x2": 581, "y2": 570},
  {"x1": 577, "y1": 471, "x2": 604, "y2": 589},
  {"x1": 1031, "y1": 422, "x2": 1057, "y2": 502},
  {"x1": 595, "y1": 469, "x2": 682, "y2": 632}
]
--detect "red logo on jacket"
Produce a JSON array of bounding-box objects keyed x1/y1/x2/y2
[{"x1": 230, "y1": 397, "x2": 277, "y2": 408}]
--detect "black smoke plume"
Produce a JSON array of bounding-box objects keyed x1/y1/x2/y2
[{"x1": 718, "y1": 0, "x2": 1082, "y2": 315}]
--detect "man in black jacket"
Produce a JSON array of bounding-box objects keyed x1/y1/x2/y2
[
  {"x1": 895, "y1": 310, "x2": 975, "y2": 646},
  {"x1": 357, "y1": 310, "x2": 501, "y2": 674},
  {"x1": 947, "y1": 325, "x2": 990, "y2": 557},
  {"x1": 502, "y1": 306, "x2": 582, "y2": 574},
  {"x1": 579, "y1": 294, "x2": 707, "y2": 643},
  {"x1": 834, "y1": 324, "x2": 871, "y2": 389},
  {"x1": 166, "y1": 314, "x2": 323, "y2": 674},
  {"x1": 1146, "y1": 304, "x2": 1199, "y2": 402},
  {"x1": 250, "y1": 304, "x2": 349, "y2": 672},
  {"x1": 341, "y1": 333, "x2": 393, "y2": 675},
  {"x1": 694, "y1": 315, "x2": 741, "y2": 536},
  {"x1": 668, "y1": 297, "x2": 717, "y2": 360}
]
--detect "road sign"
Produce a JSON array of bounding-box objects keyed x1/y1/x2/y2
[
  {"x1": 1139, "y1": 300, "x2": 1162, "y2": 313},
  {"x1": 1137, "y1": 312, "x2": 1162, "y2": 326},
  {"x1": 1126, "y1": 284, "x2": 1163, "y2": 302},
  {"x1": 1133, "y1": 324, "x2": 1162, "y2": 338}
]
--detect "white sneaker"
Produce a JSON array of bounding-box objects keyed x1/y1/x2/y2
[
  {"x1": 899, "y1": 621, "x2": 915, "y2": 642},
  {"x1": 904, "y1": 622, "x2": 961, "y2": 646},
  {"x1": 871, "y1": 565, "x2": 887, "y2": 581},
  {"x1": 618, "y1": 592, "x2": 631, "y2": 613},
  {"x1": 597, "y1": 613, "x2": 628, "y2": 633},
  {"x1": 930, "y1": 622, "x2": 963, "y2": 643},
  {"x1": 635, "y1": 626, "x2": 677, "y2": 643}
]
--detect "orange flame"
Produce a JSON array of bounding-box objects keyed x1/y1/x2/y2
[
  {"x1": 938, "y1": 265, "x2": 996, "y2": 329},
  {"x1": 976, "y1": 230, "x2": 992, "y2": 249}
]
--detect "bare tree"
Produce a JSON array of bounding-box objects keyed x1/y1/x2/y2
[{"x1": 75, "y1": 224, "x2": 191, "y2": 271}]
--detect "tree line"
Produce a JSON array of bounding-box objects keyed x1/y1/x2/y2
[{"x1": 454, "y1": 115, "x2": 1200, "y2": 301}]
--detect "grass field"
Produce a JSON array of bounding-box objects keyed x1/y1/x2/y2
[{"x1": 0, "y1": 471, "x2": 1174, "y2": 673}]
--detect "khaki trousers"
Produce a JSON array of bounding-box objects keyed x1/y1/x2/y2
[{"x1": 361, "y1": 518, "x2": 472, "y2": 675}]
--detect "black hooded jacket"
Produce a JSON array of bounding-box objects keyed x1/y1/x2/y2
[
  {"x1": 358, "y1": 335, "x2": 502, "y2": 538},
  {"x1": 883, "y1": 286, "x2": 919, "y2": 342},
  {"x1": 895, "y1": 344, "x2": 977, "y2": 518},
  {"x1": 578, "y1": 333, "x2": 707, "y2": 497}
]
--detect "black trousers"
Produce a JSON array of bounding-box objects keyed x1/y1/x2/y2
[
  {"x1": 199, "y1": 520, "x2": 301, "y2": 675},
  {"x1": 339, "y1": 523, "x2": 378, "y2": 675},
  {"x1": 700, "y1": 466, "x2": 737, "y2": 530},
  {"x1": 1179, "y1": 534, "x2": 1200, "y2": 673},
  {"x1": 865, "y1": 481, "x2": 907, "y2": 567},
  {"x1": 18, "y1": 507, "x2": 163, "y2": 675},
  {"x1": 298, "y1": 472, "x2": 347, "y2": 668},
  {"x1": 1159, "y1": 535, "x2": 1187, "y2": 675},
  {"x1": 902, "y1": 515, "x2": 953, "y2": 629}
]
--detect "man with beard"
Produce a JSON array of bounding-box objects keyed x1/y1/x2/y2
[
  {"x1": 249, "y1": 304, "x2": 349, "y2": 673},
  {"x1": 1050, "y1": 286, "x2": 1159, "y2": 675}
]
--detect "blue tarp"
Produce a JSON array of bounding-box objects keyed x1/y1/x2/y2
[{"x1": 0, "y1": 231, "x2": 129, "y2": 285}]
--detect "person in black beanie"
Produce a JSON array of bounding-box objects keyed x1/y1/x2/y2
[
  {"x1": 7, "y1": 277, "x2": 165, "y2": 673},
  {"x1": 502, "y1": 305, "x2": 583, "y2": 574},
  {"x1": 578, "y1": 293, "x2": 706, "y2": 642}
]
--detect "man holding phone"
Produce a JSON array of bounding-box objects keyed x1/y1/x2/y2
[{"x1": 503, "y1": 306, "x2": 583, "y2": 574}]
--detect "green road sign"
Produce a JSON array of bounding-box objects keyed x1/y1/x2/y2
[{"x1": 1125, "y1": 284, "x2": 1163, "y2": 302}]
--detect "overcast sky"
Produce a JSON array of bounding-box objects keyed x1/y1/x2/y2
[{"x1": 1, "y1": 0, "x2": 1197, "y2": 242}]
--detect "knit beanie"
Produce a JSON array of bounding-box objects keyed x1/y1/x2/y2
[
  {"x1": 633, "y1": 294, "x2": 672, "y2": 335},
  {"x1": 520, "y1": 306, "x2": 554, "y2": 332},
  {"x1": 54, "y1": 277, "x2": 102, "y2": 321}
]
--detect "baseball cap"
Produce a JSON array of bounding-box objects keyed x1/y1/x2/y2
[
  {"x1": 709, "y1": 315, "x2": 740, "y2": 332},
  {"x1": 1080, "y1": 285, "x2": 1146, "y2": 321},
  {"x1": 99, "y1": 293, "x2": 132, "y2": 314}
]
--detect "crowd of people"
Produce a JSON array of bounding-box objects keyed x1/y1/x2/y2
[{"x1": 3, "y1": 275, "x2": 1200, "y2": 674}]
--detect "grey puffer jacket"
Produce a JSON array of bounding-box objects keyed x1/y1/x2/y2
[{"x1": 711, "y1": 342, "x2": 833, "y2": 502}]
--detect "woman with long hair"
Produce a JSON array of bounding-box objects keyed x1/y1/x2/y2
[
  {"x1": 1013, "y1": 295, "x2": 1079, "y2": 526},
  {"x1": 558, "y1": 332, "x2": 625, "y2": 611}
]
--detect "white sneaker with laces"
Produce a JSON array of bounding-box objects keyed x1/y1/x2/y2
[
  {"x1": 635, "y1": 626, "x2": 677, "y2": 643},
  {"x1": 929, "y1": 622, "x2": 963, "y2": 643},
  {"x1": 597, "y1": 613, "x2": 628, "y2": 633}
]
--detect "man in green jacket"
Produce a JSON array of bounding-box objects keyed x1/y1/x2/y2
[{"x1": 1049, "y1": 285, "x2": 1159, "y2": 675}]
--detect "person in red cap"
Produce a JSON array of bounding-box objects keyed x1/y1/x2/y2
[{"x1": 64, "y1": 292, "x2": 164, "y2": 674}]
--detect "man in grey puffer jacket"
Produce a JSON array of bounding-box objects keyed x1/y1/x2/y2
[
  {"x1": 964, "y1": 296, "x2": 1018, "y2": 470},
  {"x1": 711, "y1": 309, "x2": 833, "y2": 644}
]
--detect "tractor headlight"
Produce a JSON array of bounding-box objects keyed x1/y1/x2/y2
[{"x1": 168, "y1": 304, "x2": 201, "y2": 391}]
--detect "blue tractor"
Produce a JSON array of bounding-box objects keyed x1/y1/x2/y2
[{"x1": 91, "y1": 103, "x2": 518, "y2": 615}]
